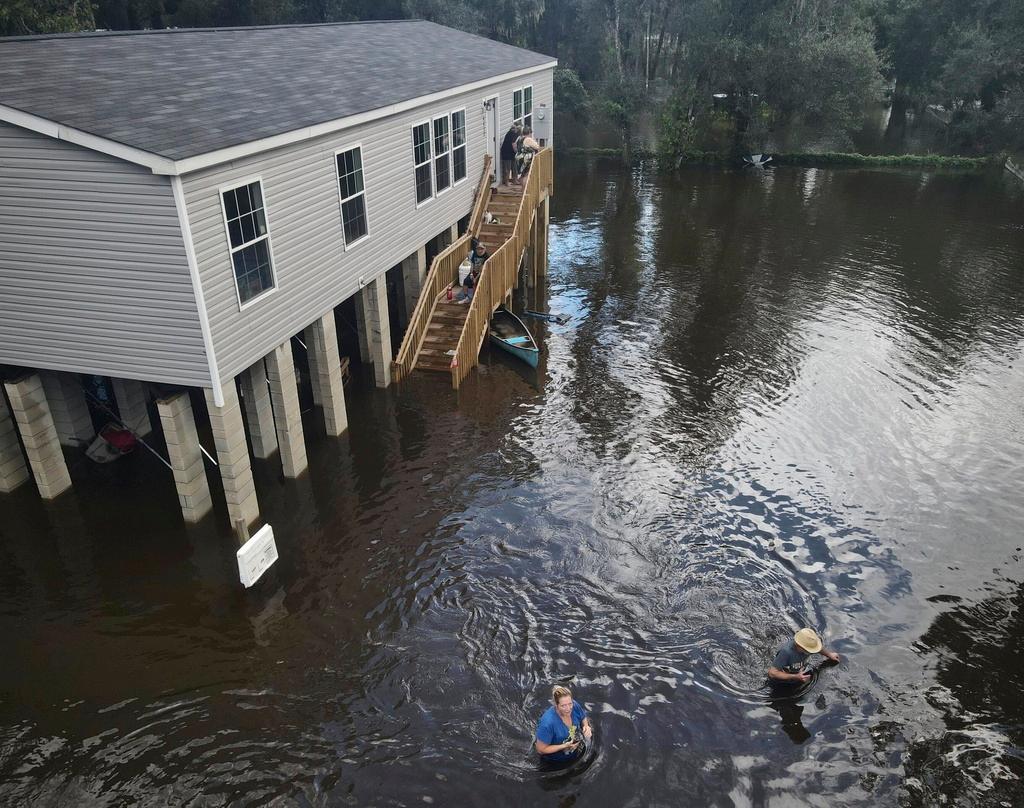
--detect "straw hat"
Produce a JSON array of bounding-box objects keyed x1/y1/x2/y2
[{"x1": 794, "y1": 628, "x2": 823, "y2": 654}]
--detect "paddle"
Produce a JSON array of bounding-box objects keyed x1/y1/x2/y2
[{"x1": 524, "y1": 309, "x2": 570, "y2": 325}]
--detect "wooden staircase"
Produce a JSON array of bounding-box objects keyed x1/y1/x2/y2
[
  {"x1": 416, "y1": 300, "x2": 469, "y2": 372},
  {"x1": 415, "y1": 183, "x2": 525, "y2": 374},
  {"x1": 391, "y1": 149, "x2": 552, "y2": 387}
]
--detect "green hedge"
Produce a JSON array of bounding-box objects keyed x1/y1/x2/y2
[
  {"x1": 565, "y1": 146, "x2": 658, "y2": 159},
  {"x1": 771, "y1": 152, "x2": 993, "y2": 168},
  {"x1": 564, "y1": 147, "x2": 994, "y2": 169}
]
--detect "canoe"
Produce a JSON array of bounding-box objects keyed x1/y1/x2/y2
[{"x1": 489, "y1": 307, "x2": 539, "y2": 368}]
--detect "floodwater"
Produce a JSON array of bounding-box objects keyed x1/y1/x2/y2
[{"x1": 2, "y1": 158, "x2": 1024, "y2": 806}]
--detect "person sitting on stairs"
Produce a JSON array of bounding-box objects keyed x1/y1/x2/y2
[{"x1": 456, "y1": 239, "x2": 488, "y2": 304}]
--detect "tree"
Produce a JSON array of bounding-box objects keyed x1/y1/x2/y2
[
  {"x1": 657, "y1": 0, "x2": 883, "y2": 157},
  {"x1": 0, "y1": 0, "x2": 94, "y2": 36}
]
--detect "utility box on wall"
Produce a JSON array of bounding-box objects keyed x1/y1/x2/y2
[{"x1": 533, "y1": 103, "x2": 552, "y2": 145}]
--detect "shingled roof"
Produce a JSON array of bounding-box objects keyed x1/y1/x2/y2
[{"x1": 0, "y1": 21, "x2": 554, "y2": 163}]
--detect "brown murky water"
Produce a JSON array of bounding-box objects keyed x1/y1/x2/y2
[{"x1": 2, "y1": 158, "x2": 1024, "y2": 806}]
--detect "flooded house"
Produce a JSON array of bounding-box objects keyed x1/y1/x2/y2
[{"x1": 0, "y1": 22, "x2": 555, "y2": 529}]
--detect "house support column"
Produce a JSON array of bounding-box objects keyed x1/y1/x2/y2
[
  {"x1": 448, "y1": 223, "x2": 459, "y2": 245},
  {"x1": 305, "y1": 333, "x2": 322, "y2": 406},
  {"x1": 238, "y1": 361, "x2": 278, "y2": 460},
  {"x1": 401, "y1": 246, "x2": 428, "y2": 318},
  {"x1": 3, "y1": 374, "x2": 72, "y2": 499},
  {"x1": 112, "y1": 377, "x2": 153, "y2": 436},
  {"x1": 40, "y1": 371, "x2": 94, "y2": 447},
  {"x1": 360, "y1": 277, "x2": 392, "y2": 387},
  {"x1": 265, "y1": 341, "x2": 308, "y2": 477},
  {"x1": 306, "y1": 313, "x2": 348, "y2": 436},
  {"x1": 205, "y1": 384, "x2": 260, "y2": 527},
  {"x1": 157, "y1": 392, "x2": 212, "y2": 523},
  {"x1": 538, "y1": 195, "x2": 549, "y2": 278},
  {"x1": 528, "y1": 211, "x2": 540, "y2": 288},
  {"x1": 354, "y1": 293, "x2": 371, "y2": 363},
  {"x1": 0, "y1": 392, "x2": 31, "y2": 493}
]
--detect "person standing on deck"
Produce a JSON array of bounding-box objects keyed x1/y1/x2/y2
[
  {"x1": 500, "y1": 123, "x2": 521, "y2": 186},
  {"x1": 514, "y1": 127, "x2": 541, "y2": 184},
  {"x1": 768, "y1": 628, "x2": 840, "y2": 684}
]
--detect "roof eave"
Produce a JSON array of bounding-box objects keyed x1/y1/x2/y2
[
  {"x1": 0, "y1": 60, "x2": 557, "y2": 177},
  {"x1": 0, "y1": 102, "x2": 178, "y2": 174}
]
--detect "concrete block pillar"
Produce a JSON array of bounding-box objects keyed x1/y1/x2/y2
[
  {"x1": 112, "y1": 377, "x2": 153, "y2": 436},
  {"x1": 3, "y1": 374, "x2": 72, "y2": 499},
  {"x1": 40, "y1": 371, "x2": 94, "y2": 447},
  {"x1": 306, "y1": 313, "x2": 348, "y2": 437},
  {"x1": 238, "y1": 361, "x2": 278, "y2": 460},
  {"x1": 448, "y1": 223, "x2": 459, "y2": 245},
  {"x1": 360, "y1": 277, "x2": 393, "y2": 388},
  {"x1": 538, "y1": 195, "x2": 549, "y2": 278},
  {"x1": 0, "y1": 392, "x2": 31, "y2": 493},
  {"x1": 354, "y1": 292, "x2": 371, "y2": 363},
  {"x1": 305, "y1": 332, "x2": 323, "y2": 406},
  {"x1": 264, "y1": 341, "x2": 308, "y2": 477},
  {"x1": 204, "y1": 384, "x2": 260, "y2": 528},
  {"x1": 157, "y1": 392, "x2": 213, "y2": 523},
  {"x1": 526, "y1": 210, "x2": 539, "y2": 288},
  {"x1": 401, "y1": 246, "x2": 428, "y2": 319}
]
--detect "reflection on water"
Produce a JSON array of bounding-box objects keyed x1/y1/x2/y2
[{"x1": 1, "y1": 157, "x2": 1023, "y2": 805}]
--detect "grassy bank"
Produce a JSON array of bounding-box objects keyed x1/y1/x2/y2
[
  {"x1": 770, "y1": 152, "x2": 993, "y2": 168},
  {"x1": 565, "y1": 147, "x2": 995, "y2": 169}
]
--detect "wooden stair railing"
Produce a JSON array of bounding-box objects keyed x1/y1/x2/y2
[
  {"x1": 391, "y1": 155, "x2": 493, "y2": 382},
  {"x1": 450, "y1": 148, "x2": 553, "y2": 389}
]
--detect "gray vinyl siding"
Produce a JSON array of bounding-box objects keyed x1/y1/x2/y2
[
  {"x1": 182, "y1": 68, "x2": 554, "y2": 384},
  {"x1": 0, "y1": 121, "x2": 210, "y2": 386}
]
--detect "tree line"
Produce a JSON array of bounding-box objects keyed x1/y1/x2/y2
[{"x1": 2, "y1": 0, "x2": 1021, "y2": 157}]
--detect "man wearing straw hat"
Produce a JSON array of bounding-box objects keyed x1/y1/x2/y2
[{"x1": 768, "y1": 628, "x2": 840, "y2": 684}]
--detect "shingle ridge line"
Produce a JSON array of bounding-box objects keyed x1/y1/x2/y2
[{"x1": 0, "y1": 19, "x2": 429, "y2": 44}]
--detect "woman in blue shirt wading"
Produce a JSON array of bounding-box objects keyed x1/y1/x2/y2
[{"x1": 535, "y1": 685, "x2": 592, "y2": 762}]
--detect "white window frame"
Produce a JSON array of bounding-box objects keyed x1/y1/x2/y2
[
  {"x1": 432, "y1": 114, "x2": 452, "y2": 197},
  {"x1": 334, "y1": 143, "x2": 370, "y2": 251},
  {"x1": 513, "y1": 85, "x2": 534, "y2": 131},
  {"x1": 218, "y1": 175, "x2": 278, "y2": 310},
  {"x1": 412, "y1": 119, "x2": 434, "y2": 208},
  {"x1": 450, "y1": 107, "x2": 468, "y2": 186}
]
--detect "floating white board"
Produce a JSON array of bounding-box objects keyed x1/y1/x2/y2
[{"x1": 237, "y1": 524, "x2": 278, "y2": 588}]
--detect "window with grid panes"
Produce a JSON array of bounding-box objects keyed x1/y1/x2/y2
[
  {"x1": 513, "y1": 86, "x2": 534, "y2": 130},
  {"x1": 413, "y1": 122, "x2": 432, "y2": 203},
  {"x1": 433, "y1": 115, "x2": 451, "y2": 193},
  {"x1": 221, "y1": 180, "x2": 275, "y2": 305},
  {"x1": 451, "y1": 110, "x2": 467, "y2": 182},
  {"x1": 336, "y1": 147, "x2": 368, "y2": 245}
]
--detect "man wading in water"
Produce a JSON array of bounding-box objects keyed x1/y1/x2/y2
[{"x1": 768, "y1": 627, "x2": 840, "y2": 684}]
